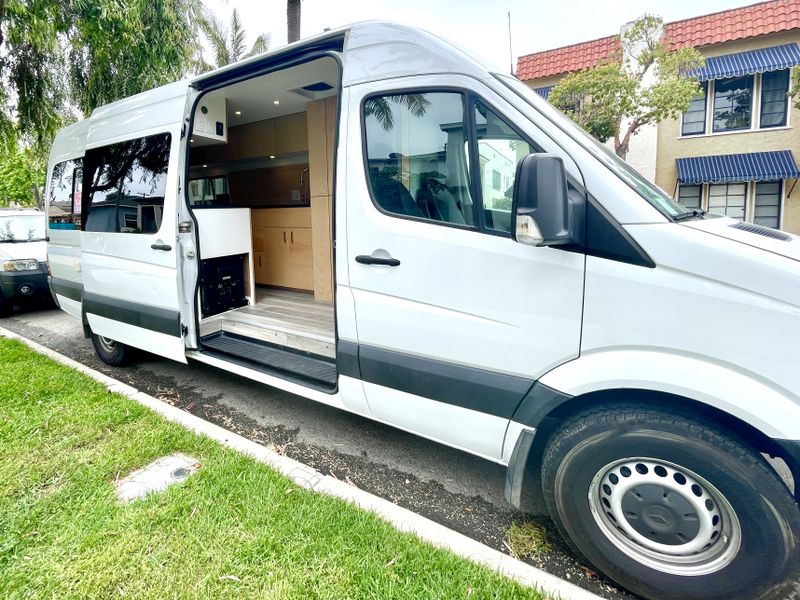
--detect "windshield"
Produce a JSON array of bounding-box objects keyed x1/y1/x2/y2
[
  {"x1": 0, "y1": 214, "x2": 46, "y2": 242},
  {"x1": 496, "y1": 74, "x2": 686, "y2": 219}
]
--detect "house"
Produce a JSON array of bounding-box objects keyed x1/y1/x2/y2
[{"x1": 516, "y1": 0, "x2": 800, "y2": 233}]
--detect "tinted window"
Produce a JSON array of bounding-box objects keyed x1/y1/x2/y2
[
  {"x1": 83, "y1": 133, "x2": 171, "y2": 233},
  {"x1": 48, "y1": 159, "x2": 83, "y2": 229},
  {"x1": 364, "y1": 92, "x2": 474, "y2": 226},
  {"x1": 681, "y1": 81, "x2": 707, "y2": 136},
  {"x1": 760, "y1": 70, "x2": 790, "y2": 128},
  {"x1": 474, "y1": 101, "x2": 535, "y2": 233},
  {"x1": 713, "y1": 76, "x2": 753, "y2": 132}
]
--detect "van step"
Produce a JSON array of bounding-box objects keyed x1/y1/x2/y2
[{"x1": 200, "y1": 331, "x2": 337, "y2": 387}]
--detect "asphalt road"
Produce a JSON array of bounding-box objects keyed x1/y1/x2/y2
[{"x1": 1, "y1": 304, "x2": 632, "y2": 599}]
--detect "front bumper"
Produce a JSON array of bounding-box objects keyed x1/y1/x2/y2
[{"x1": 0, "y1": 263, "x2": 49, "y2": 302}]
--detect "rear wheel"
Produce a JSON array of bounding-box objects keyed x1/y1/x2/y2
[
  {"x1": 90, "y1": 333, "x2": 134, "y2": 366},
  {"x1": 541, "y1": 405, "x2": 800, "y2": 600}
]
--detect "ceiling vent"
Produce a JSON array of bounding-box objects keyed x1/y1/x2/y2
[{"x1": 290, "y1": 81, "x2": 336, "y2": 100}]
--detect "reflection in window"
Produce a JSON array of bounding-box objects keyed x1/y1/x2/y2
[
  {"x1": 364, "y1": 92, "x2": 474, "y2": 226},
  {"x1": 474, "y1": 101, "x2": 534, "y2": 233},
  {"x1": 0, "y1": 215, "x2": 46, "y2": 242},
  {"x1": 188, "y1": 176, "x2": 229, "y2": 207},
  {"x1": 713, "y1": 76, "x2": 753, "y2": 133},
  {"x1": 83, "y1": 133, "x2": 171, "y2": 233},
  {"x1": 48, "y1": 159, "x2": 83, "y2": 229}
]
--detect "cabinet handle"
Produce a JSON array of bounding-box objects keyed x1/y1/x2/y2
[
  {"x1": 258, "y1": 255, "x2": 262, "y2": 267},
  {"x1": 283, "y1": 231, "x2": 287, "y2": 244},
  {"x1": 291, "y1": 231, "x2": 294, "y2": 244}
]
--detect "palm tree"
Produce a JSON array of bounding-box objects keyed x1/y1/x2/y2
[
  {"x1": 287, "y1": 0, "x2": 301, "y2": 43},
  {"x1": 195, "y1": 8, "x2": 271, "y2": 72}
]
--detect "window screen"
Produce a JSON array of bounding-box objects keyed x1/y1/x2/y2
[
  {"x1": 760, "y1": 70, "x2": 790, "y2": 129},
  {"x1": 753, "y1": 181, "x2": 781, "y2": 228},
  {"x1": 83, "y1": 132, "x2": 171, "y2": 233},
  {"x1": 364, "y1": 92, "x2": 474, "y2": 226},
  {"x1": 48, "y1": 158, "x2": 83, "y2": 229},
  {"x1": 713, "y1": 76, "x2": 753, "y2": 133}
]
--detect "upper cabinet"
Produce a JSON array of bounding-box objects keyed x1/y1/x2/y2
[
  {"x1": 275, "y1": 112, "x2": 309, "y2": 155},
  {"x1": 198, "y1": 112, "x2": 308, "y2": 164}
]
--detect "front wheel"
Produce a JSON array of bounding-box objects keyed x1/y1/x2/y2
[
  {"x1": 90, "y1": 332, "x2": 134, "y2": 367},
  {"x1": 541, "y1": 405, "x2": 800, "y2": 600}
]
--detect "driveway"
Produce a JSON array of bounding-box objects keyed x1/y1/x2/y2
[{"x1": 2, "y1": 305, "x2": 632, "y2": 599}]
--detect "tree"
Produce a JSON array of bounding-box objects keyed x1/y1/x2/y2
[
  {"x1": 287, "y1": 0, "x2": 301, "y2": 43},
  {"x1": 0, "y1": 0, "x2": 203, "y2": 149},
  {"x1": 0, "y1": 133, "x2": 44, "y2": 207},
  {"x1": 548, "y1": 15, "x2": 704, "y2": 158},
  {"x1": 195, "y1": 8, "x2": 271, "y2": 72}
]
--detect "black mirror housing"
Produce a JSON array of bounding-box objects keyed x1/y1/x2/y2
[{"x1": 512, "y1": 153, "x2": 573, "y2": 246}]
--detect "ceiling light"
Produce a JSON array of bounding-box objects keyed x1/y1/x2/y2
[
  {"x1": 202, "y1": 164, "x2": 208, "y2": 168},
  {"x1": 235, "y1": 110, "x2": 242, "y2": 115},
  {"x1": 269, "y1": 155, "x2": 276, "y2": 159},
  {"x1": 189, "y1": 138, "x2": 194, "y2": 142},
  {"x1": 273, "y1": 100, "x2": 280, "y2": 105}
]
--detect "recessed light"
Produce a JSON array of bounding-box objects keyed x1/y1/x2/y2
[
  {"x1": 202, "y1": 164, "x2": 208, "y2": 168},
  {"x1": 273, "y1": 100, "x2": 280, "y2": 105},
  {"x1": 235, "y1": 110, "x2": 242, "y2": 115},
  {"x1": 269, "y1": 155, "x2": 276, "y2": 159},
  {"x1": 190, "y1": 138, "x2": 194, "y2": 142}
]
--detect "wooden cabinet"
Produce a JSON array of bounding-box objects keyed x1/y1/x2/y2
[
  {"x1": 251, "y1": 208, "x2": 313, "y2": 291},
  {"x1": 275, "y1": 112, "x2": 308, "y2": 155}
]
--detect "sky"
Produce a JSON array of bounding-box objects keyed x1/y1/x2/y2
[{"x1": 204, "y1": 0, "x2": 762, "y2": 72}]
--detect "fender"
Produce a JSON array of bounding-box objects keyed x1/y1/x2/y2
[
  {"x1": 504, "y1": 348, "x2": 800, "y2": 511},
  {"x1": 538, "y1": 348, "x2": 800, "y2": 440}
]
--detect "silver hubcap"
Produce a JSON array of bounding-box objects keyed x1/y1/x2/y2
[
  {"x1": 589, "y1": 458, "x2": 741, "y2": 576},
  {"x1": 97, "y1": 335, "x2": 118, "y2": 354}
]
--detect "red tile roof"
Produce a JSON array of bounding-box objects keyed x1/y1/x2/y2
[
  {"x1": 516, "y1": 0, "x2": 800, "y2": 81},
  {"x1": 665, "y1": 0, "x2": 800, "y2": 49},
  {"x1": 516, "y1": 35, "x2": 620, "y2": 81}
]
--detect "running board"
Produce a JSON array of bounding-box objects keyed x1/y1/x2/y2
[{"x1": 199, "y1": 331, "x2": 337, "y2": 389}]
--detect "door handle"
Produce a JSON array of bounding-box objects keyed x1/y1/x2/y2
[
  {"x1": 151, "y1": 242, "x2": 172, "y2": 251},
  {"x1": 355, "y1": 255, "x2": 400, "y2": 267}
]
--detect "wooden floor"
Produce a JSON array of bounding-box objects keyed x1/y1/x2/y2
[{"x1": 200, "y1": 287, "x2": 335, "y2": 358}]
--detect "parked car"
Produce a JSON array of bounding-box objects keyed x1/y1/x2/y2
[
  {"x1": 0, "y1": 208, "x2": 50, "y2": 316},
  {"x1": 45, "y1": 22, "x2": 800, "y2": 600}
]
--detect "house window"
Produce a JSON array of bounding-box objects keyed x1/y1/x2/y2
[
  {"x1": 708, "y1": 183, "x2": 747, "y2": 219},
  {"x1": 713, "y1": 75, "x2": 754, "y2": 133},
  {"x1": 677, "y1": 184, "x2": 702, "y2": 210},
  {"x1": 681, "y1": 69, "x2": 791, "y2": 136},
  {"x1": 760, "y1": 70, "x2": 790, "y2": 128},
  {"x1": 753, "y1": 181, "x2": 782, "y2": 228},
  {"x1": 681, "y1": 82, "x2": 707, "y2": 136}
]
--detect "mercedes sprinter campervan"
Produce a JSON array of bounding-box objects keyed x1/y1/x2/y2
[{"x1": 46, "y1": 22, "x2": 800, "y2": 600}]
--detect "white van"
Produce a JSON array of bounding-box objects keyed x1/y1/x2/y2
[
  {"x1": 46, "y1": 22, "x2": 800, "y2": 600},
  {"x1": 0, "y1": 208, "x2": 49, "y2": 316}
]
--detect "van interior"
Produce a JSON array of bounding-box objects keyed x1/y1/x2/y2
[{"x1": 187, "y1": 57, "x2": 339, "y2": 390}]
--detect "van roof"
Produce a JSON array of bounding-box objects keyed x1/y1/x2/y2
[{"x1": 51, "y1": 21, "x2": 496, "y2": 153}]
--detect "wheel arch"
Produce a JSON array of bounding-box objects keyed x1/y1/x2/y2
[{"x1": 505, "y1": 386, "x2": 800, "y2": 514}]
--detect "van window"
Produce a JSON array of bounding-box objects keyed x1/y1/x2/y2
[
  {"x1": 364, "y1": 92, "x2": 475, "y2": 226},
  {"x1": 83, "y1": 133, "x2": 171, "y2": 233},
  {"x1": 188, "y1": 176, "x2": 230, "y2": 207},
  {"x1": 48, "y1": 159, "x2": 83, "y2": 229},
  {"x1": 474, "y1": 101, "x2": 534, "y2": 233}
]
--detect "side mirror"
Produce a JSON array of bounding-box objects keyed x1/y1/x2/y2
[{"x1": 512, "y1": 153, "x2": 573, "y2": 246}]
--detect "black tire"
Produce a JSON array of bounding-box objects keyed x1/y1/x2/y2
[
  {"x1": 541, "y1": 405, "x2": 800, "y2": 600},
  {"x1": 90, "y1": 332, "x2": 134, "y2": 367}
]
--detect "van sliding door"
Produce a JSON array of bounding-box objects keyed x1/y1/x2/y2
[{"x1": 80, "y1": 127, "x2": 187, "y2": 363}]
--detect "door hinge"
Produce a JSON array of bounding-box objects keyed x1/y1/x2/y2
[
  {"x1": 179, "y1": 220, "x2": 192, "y2": 233},
  {"x1": 180, "y1": 123, "x2": 186, "y2": 140},
  {"x1": 181, "y1": 323, "x2": 188, "y2": 336}
]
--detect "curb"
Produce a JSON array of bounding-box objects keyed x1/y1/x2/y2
[{"x1": 1, "y1": 327, "x2": 602, "y2": 600}]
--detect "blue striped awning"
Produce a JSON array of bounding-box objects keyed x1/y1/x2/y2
[
  {"x1": 533, "y1": 86, "x2": 553, "y2": 100},
  {"x1": 677, "y1": 150, "x2": 800, "y2": 185},
  {"x1": 691, "y1": 43, "x2": 800, "y2": 81}
]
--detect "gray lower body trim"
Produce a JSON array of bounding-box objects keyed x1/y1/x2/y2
[
  {"x1": 511, "y1": 381, "x2": 573, "y2": 428},
  {"x1": 83, "y1": 291, "x2": 181, "y2": 337},
  {"x1": 358, "y1": 345, "x2": 534, "y2": 419},
  {"x1": 49, "y1": 277, "x2": 83, "y2": 302}
]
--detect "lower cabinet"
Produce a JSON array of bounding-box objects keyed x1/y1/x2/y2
[{"x1": 253, "y1": 226, "x2": 312, "y2": 290}]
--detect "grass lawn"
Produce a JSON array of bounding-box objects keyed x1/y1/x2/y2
[{"x1": 0, "y1": 338, "x2": 544, "y2": 599}]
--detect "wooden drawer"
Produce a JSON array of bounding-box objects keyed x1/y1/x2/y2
[{"x1": 252, "y1": 207, "x2": 311, "y2": 230}]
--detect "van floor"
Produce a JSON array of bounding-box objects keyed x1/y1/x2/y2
[{"x1": 199, "y1": 287, "x2": 335, "y2": 359}]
